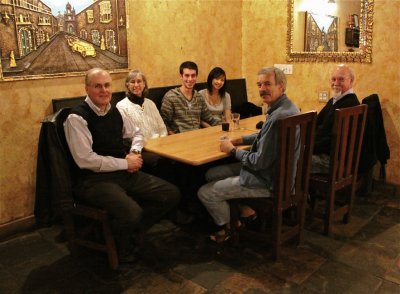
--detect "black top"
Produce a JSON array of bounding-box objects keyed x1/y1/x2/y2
[
  {"x1": 314, "y1": 93, "x2": 360, "y2": 155},
  {"x1": 358, "y1": 94, "x2": 390, "y2": 174}
]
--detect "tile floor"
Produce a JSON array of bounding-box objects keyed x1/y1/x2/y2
[{"x1": 0, "y1": 181, "x2": 399, "y2": 294}]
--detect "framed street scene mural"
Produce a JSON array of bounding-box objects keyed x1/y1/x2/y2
[{"x1": 0, "y1": 0, "x2": 128, "y2": 81}]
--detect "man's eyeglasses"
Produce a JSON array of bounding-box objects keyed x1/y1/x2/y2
[
  {"x1": 90, "y1": 83, "x2": 111, "y2": 89},
  {"x1": 331, "y1": 76, "x2": 350, "y2": 83}
]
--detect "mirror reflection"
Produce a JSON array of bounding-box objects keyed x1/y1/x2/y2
[
  {"x1": 287, "y1": 0, "x2": 374, "y2": 63},
  {"x1": 303, "y1": 12, "x2": 338, "y2": 52}
]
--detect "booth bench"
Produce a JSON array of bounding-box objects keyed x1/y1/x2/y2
[{"x1": 52, "y1": 78, "x2": 261, "y2": 118}]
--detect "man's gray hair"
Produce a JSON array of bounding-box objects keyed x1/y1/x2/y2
[
  {"x1": 257, "y1": 67, "x2": 287, "y2": 92},
  {"x1": 335, "y1": 64, "x2": 355, "y2": 82},
  {"x1": 85, "y1": 68, "x2": 108, "y2": 86}
]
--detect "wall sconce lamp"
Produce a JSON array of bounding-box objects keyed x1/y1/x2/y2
[
  {"x1": 300, "y1": 0, "x2": 336, "y2": 15},
  {"x1": 326, "y1": 0, "x2": 337, "y2": 14},
  {"x1": 2, "y1": 11, "x2": 11, "y2": 25},
  {"x1": 119, "y1": 16, "x2": 124, "y2": 27}
]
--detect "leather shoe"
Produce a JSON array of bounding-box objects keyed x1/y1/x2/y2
[
  {"x1": 119, "y1": 245, "x2": 139, "y2": 264},
  {"x1": 119, "y1": 251, "x2": 136, "y2": 264},
  {"x1": 171, "y1": 209, "x2": 195, "y2": 225}
]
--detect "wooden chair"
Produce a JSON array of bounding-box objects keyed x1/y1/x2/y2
[
  {"x1": 231, "y1": 111, "x2": 317, "y2": 260},
  {"x1": 54, "y1": 107, "x2": 119, "y2": 270},
  {"x1": 310, "y1": 104, "x2": 368, "y2": 235},
  {"x1": 63, "y1": 204, "x2": 118, "y2": 270}
]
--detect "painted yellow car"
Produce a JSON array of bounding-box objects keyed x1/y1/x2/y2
[{"x1": 69, "y1": 38, "x2": 96, "y2": 57}]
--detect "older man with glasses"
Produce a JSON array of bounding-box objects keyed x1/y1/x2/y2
[
  {"x1": 312, "y1": 64, "x2": 360, "y2": 173},
  {"x1": 64, "y1": 68, "x2": 181, "y2": 263}
]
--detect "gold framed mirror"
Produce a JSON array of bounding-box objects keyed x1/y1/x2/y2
[{"x1": 287, "y1": 0, "x2": 374, "y2": 63}]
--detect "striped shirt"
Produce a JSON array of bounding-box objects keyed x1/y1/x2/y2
[{"x1": 161, "y1": 87, "x2": 221, "y2": 133}]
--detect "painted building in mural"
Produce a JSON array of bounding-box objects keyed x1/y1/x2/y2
[
  {"x1": 0, "y1": 0, "x2": 58, "y2": 60},
  {"x1": 63, "y1": 2, "x2": 76, "y2": 34},
  {"x1": 74, "y1": 0, "x2": 127, "y2": 56}
]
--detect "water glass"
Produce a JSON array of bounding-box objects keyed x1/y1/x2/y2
[{"x1": 231, "y1": 113, "x2": 240, "y2": 130}]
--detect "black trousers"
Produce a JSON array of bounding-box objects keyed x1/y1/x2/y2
[{"x1": 74, "y1": 170, "x2": 181, "y2": 252}]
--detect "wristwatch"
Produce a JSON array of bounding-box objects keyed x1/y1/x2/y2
[
  {"x1": 131, "y1": 149, "x2": 141, "y2": 154},
  {"x1": 230, "y1": 147, "x2": 237, "y2": 157}
]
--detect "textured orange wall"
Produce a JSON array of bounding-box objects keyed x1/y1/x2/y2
[
  {"x1": 242, "y1": 0, "x2": 399, "y2": 185},
  {"x1": 125, "y1": 0, "x2": 243, "y2": 85},
  {"x1": 0, "y1": 0, "x2": 398, "y2": 227}
]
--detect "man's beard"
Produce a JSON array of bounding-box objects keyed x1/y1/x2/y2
[{"x1": 332, "y1": 88, "x2": 342, "y2": 98}]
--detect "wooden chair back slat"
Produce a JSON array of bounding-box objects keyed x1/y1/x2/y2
[{"x1": 271, "y1": 111, "x2": 317, "y2": 258}]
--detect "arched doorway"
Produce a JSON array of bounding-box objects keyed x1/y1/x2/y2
[{"x1": 19, "y1": 28, "x2": 31, "y2": 56}]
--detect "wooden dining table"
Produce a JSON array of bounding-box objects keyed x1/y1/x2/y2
[{"x1": 144, "y1": 114, "x2": 265, "y2": 166}]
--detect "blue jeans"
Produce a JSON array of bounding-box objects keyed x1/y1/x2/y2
[{"x1": 198, "y1": 163, "x2": 271, "y2": 226}]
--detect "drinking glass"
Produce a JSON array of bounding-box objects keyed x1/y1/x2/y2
[
  {"x1": 221, "y1": 114, "x2": 230, "y2": 131},
  {"x1": 221, "y1": 121, "x2": 230, "y2": 131},
  {"x1": 231, "y1": 113, "x2": 240, "y2": 130}
]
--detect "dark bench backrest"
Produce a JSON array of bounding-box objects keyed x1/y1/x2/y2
[
  {"x1": 52, "y1": 78, "x2": 249, "y2": 114},
  {"x1": 224, "y1": 78, "x2": 249, "y2": 113}
]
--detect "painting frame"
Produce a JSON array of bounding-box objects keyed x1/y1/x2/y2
[{"x1": 0, "y1": 0, "x2": 129, "y2": 82}]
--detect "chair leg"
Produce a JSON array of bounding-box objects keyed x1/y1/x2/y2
[
  {"x1": 297, "y1": 200, "x2": 306, "y2": 245},
  {"x1": 343, "y1": 185, "x2": 356, "y2": 224},
  {"x1": 63, "y1": 212, "x2": 79, "y2": 257},
  {"x1": 272, "y1": 211, "x2": 283, "y2": 261},
  {"x1": 324, "y1": 190, "x2": 335, "y2": 236},
  {"x1": 102, "y1": 218, "x2": 119, "y2": 270}
]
